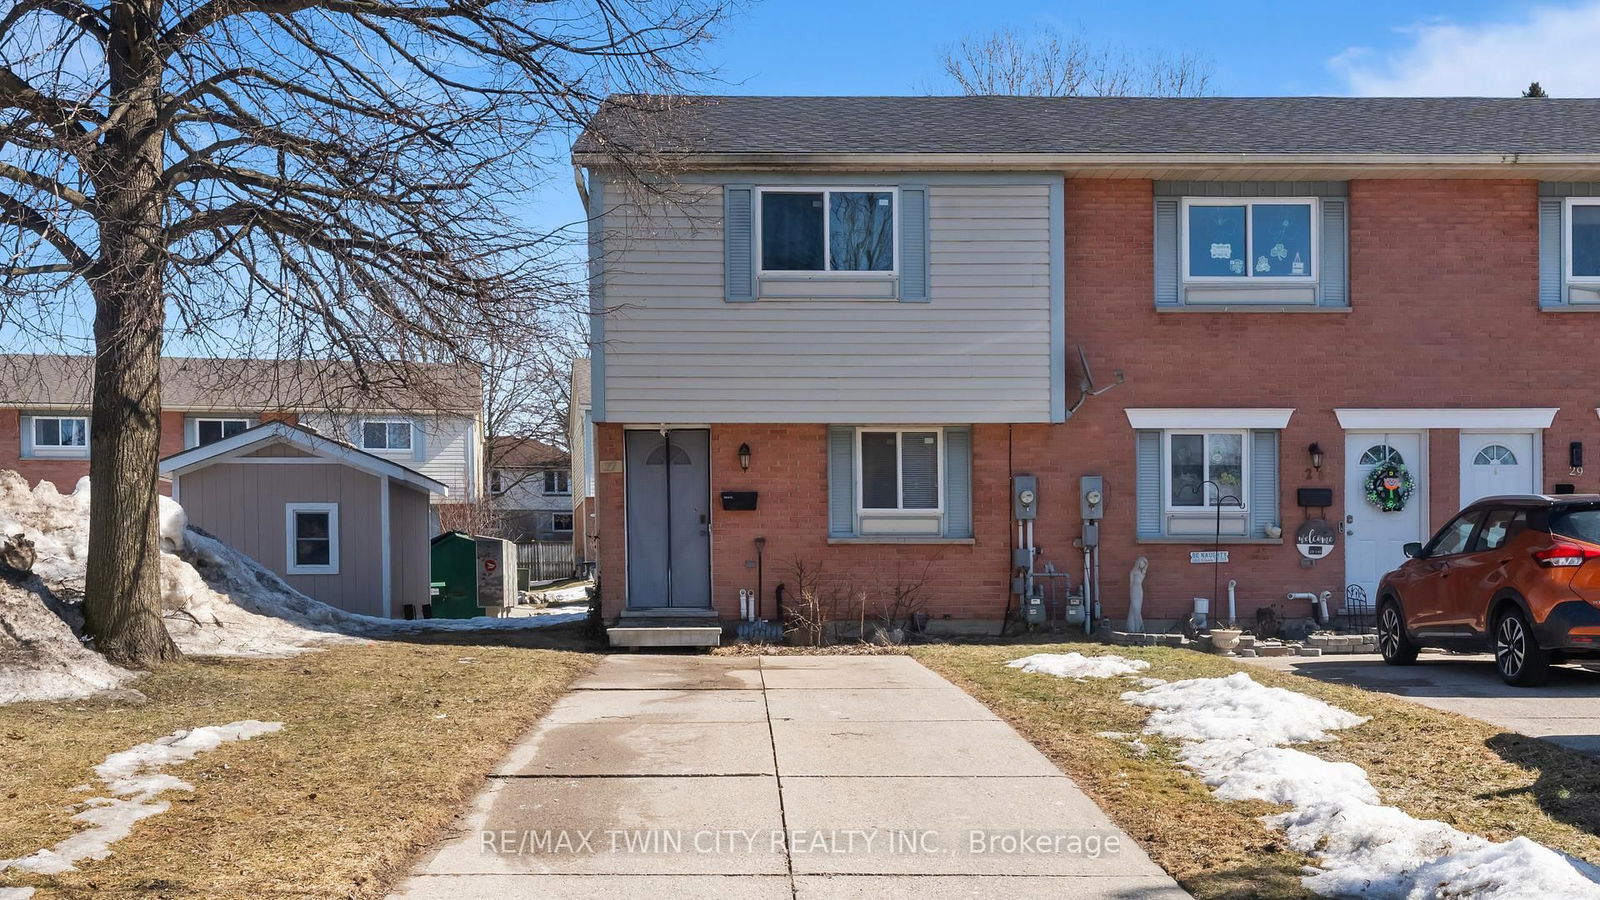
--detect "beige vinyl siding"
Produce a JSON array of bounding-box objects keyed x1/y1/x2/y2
[
  {"x1": 177, "y1": 462, "x2": 385, "y2": 617},
  {"x1": 597, "y1": 176, "x2": 1054, "y2": 424},
  {"x1": 298, "y1": 412, "x2": 475, "y2": 501}
]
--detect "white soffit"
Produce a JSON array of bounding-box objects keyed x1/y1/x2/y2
[
  {"x1": 1337, "y1": 408, "x2": 1559, "y2": 430},
  {"x1": 1124, "y1": 408, "x2": 1295, "y2": 430}
]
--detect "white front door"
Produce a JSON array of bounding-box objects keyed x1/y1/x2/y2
[
  {"x1": 1344, "y1": 432, "x2": 1428, "y2": 605},
  {"x1": 1459, "y1": 432, "x2": 1537, "y2": 506}
]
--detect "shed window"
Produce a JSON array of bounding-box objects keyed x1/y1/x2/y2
[
  {"x1": 361, "y1": 420, "x2": 412, "y2": 452},
  {"x1": 285, "y1": 502, "x2": 339, "y2": 574},
  {"x1": 760, "y1": 188, "x2": 895, "y2": 273}
]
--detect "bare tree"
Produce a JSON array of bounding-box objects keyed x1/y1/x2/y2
[
  {"x1": 937, "y1": 26, "x2": 1211, "y2": 97},
  {"x1": 1, "y1": 0, "x2": 727, "y2": 665}
]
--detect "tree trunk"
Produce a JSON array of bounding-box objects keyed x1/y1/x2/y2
[{"x1": 81, "y1": 0, "x2": 180, "y2": 667}]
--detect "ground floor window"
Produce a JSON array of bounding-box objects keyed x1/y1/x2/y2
[
  {"x1": 26, "y1": 415, "x2": 89, "y2": 457},
  {"x1": 1137, "y1": 428, "x2": 1278, "y2": 540},
  {"x1": 828, "y1": 425, "x2": 971, "y2": 539},
  {"x1": 285, "y1": 502, "x2": 339, "y2": 575},
  {"x1": 552, "y1": 512, "x2": 574, "y2": 532}
]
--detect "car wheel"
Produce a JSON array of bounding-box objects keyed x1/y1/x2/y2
[
  {"x1": 1495, "y1": 607, "x2": 1551, "y2": 687},
  {"x1": 1378, "y1": 601, "x2": 1419, "y2": 665}
]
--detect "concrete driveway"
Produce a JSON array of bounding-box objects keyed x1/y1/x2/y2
[
  {"x1": 391, "y1": 653, "x2": 1188, "y2": 899},
  {"x1": 1241, "y1": 652, "x2": 1600, "y2": 756}
]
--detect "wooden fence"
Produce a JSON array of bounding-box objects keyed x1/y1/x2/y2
[{"x1": 516, "y1": 540, "x2": 577, "y2": 585}]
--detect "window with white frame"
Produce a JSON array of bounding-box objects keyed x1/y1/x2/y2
[
  {"x1": 490, "y1": 469, "x2": 507, "y2": 494},
  {"x1": 552, "y1": 512, "x2": 574, "y2": 532},
  {"x1": 27, "y1": 416, "x2": 88, "y2": 457},
  {"x1": 760, "y1": 188, "x2": 896, "y2": 273},
  {"x1": 1184, "y1": 198, "x2": 1317, "y2": 282},
  {"x1": 360, "y1": 420, "x2": 413, "y2": 452},
  {"x1": 285, "y1": 502, "x2": 339, "y2": 575},
  {"x1": 856, "y1": 428, "x2": 942, "y2": 534},
  {"x1": 193, "y1": 417, "x2": 250, "y2": 447},
  {"x1": 1567, "y1": 198, "x2": 1600, "y2": 286},
  {"x1": 1166, "y1": 431, "x2": 1249, "y2": 510},
  {"x1": 544, "y1": 469, "x2": 570, "y2": 495}
]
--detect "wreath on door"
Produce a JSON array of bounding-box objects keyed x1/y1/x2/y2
[{"x1": 1364, "y1": 462, "x2": 1415, "y2": 512}]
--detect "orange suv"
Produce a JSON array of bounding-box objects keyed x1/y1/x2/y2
[{"x1": 1377, "y1": 495, "x2": 1600, "y2": 685}]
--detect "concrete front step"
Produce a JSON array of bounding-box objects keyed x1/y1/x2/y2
[{"x1": 607, "y1": 620, "x2": 723, "y2": 648}]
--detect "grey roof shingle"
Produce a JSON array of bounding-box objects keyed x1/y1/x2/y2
[
  {"x1": 576, "y1": 95, "x2": 1600, "y2": 157},
  {"x1": 0, "y1": 354, "x2": 481, "y2": 413}
]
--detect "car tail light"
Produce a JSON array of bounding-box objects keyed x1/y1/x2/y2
[{"x1": 1532, "y1": 542, "x2": 1600, "y2": 567}]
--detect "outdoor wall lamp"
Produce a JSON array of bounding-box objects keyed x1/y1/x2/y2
[
  {"x1": 1308, "y1": 442, "x2": 1325, "y2": 471},
  {"x1": 738, "y1": 443, "x2": 751, "y2": 471}
]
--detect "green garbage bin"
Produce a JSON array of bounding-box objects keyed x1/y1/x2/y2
[{"x1": 429, "y1": 532, "x2": 480, "y2": 618}]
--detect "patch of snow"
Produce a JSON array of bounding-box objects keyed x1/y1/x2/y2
[
  {"x1": 1121, "y1": 672, "x2": 1600, "y2": 898},
  {"x1": 0, "y1": 472, "x2": 589, "y2": 703},
  {"x1": 1134, "y1": 677, "x2": 1167, "y2": 687},
  {"x1": 1007, "y1": 652, "x2": 1150, "y2": 680},
  {"x1": 0, "y1": 887, "x2": 35, "y2": 899},
  {"x1": 0, "y1": 721, "x2": 282, "y2": 876}
]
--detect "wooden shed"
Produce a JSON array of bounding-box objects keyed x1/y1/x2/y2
[{"x1": 160, "y1": 421, "x2": 448, "y2": 618}]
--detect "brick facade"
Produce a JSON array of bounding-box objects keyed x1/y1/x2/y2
[{"x1": 595, "y1": 177, "x2": 1600, "y2": 624}]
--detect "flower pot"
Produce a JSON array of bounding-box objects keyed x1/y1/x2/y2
[{"x1": 1209, "y1": 628, "x2": 1243, "y2": 654}]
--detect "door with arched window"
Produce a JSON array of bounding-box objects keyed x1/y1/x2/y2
[
  {"x1": 1459, "y1": 433, "x2": 1536, "y2": 506},
  {"x1": 624, "y1": 429, "x2": 712, "y2": 609},
  {"x1": 1344, "y1": 432, "x2": 1428, "y2": 605}
]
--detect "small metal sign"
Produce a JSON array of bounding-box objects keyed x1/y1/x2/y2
[
  {"x1": 1190, "y1": 550, "x2": 1229, "y2": 564},
  {"x1": 1296, "y1": 518, "x2": 1337, "y2": 560}
]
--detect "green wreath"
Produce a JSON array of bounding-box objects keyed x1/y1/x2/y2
[{"x1": 1364, "y1": 462, "x2": 1415, "y2": 512}]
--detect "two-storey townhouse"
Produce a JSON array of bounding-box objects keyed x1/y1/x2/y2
[
  {"x1": 487, "y1": 436, "x2": 574, "y2": 540},
  {"x1": 575, "y1": 96, "x2": 1600, "y2": 636},
  {"x1": 0, "y1": 354, "x2": 483, "y2": 506}
]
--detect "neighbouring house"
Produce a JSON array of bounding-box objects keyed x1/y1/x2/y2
[
  {"x1": 568, "y1": 358, "x2": 598, "y2": 570},
  {"x1": 575, "y1": 95, "x2": 1600, "y2": 635},
  {"x1": 487, "y1": 436, "x2": 573, "y2": 541},
  {"x1": 0, "y1": 354, "x2": 484, "y2": 516},
  {"x1": 160, "y1": 421, "x2": 447, "y2": 617}
]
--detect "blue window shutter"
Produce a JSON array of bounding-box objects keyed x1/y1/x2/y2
[
  {"x1": 1154, "y1": 199, "x2": 1179, "y2": 307},
  {"x1": 899, "y1": 185, "x2": 930, "y2": 302},
  {"x1": 943, "y1": 426, "x2": 972, "y2": 538},
  {"x1": 1249, "y1": 430, "x2": 1279, "y2": 538},
  {"x1": 411, "y1": 420, "x2": 425, "y2": 462},
  {"x1": 828, "y1": 426, "x2": 855, "y2": 537},
  {"x1": 725, "y1": 184, "x2": 755, "y2": 302},
  {"x1": 1539, "y1": 197, "x2": 1565, "y2": 308},
  {"x1": 1318, "y1": 198, "x2": 1349, "y2": 308},
  {"x1": 1136, "y1": 430, "x2": 1162, "y2": 538}
]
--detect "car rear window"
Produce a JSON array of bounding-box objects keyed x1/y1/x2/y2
[{"x1": 1549, "y1": 505, "x2": 1600, "y2": 543}]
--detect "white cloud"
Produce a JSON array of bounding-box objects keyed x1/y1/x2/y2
[{"x1": 1332, "y1": 2, "x2": 1600, "y2": 96}]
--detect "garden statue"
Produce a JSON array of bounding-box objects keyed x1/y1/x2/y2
[{"x1": 1127, "y1": 555, "x2": 1149, "y2": 633}]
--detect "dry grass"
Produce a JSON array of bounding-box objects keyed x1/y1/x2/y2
[
  {"x1": 0, "y1": 635, "x2": 598, "y2": 899},
  {"x1": 914, "y1": 641, "x2": 1600, "y2": 900}
]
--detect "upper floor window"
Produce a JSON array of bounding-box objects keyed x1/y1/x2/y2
[
  {"x1": 194, "y1": 417, "x2": 250, "y2": 447},
  {"x1": 490, "y1": 469, "x2": 507, "y2": 494},
  {"x1": 28, "y1": 416, "x2": 88, "y2": 457},
  {"x1": 1184, "y1": 198, "x2": 1317, "y2": 282},
  {"x1": 544, "y1": 469, "x2": 570, "y2": 495},
  {"x1": 361, "y1": 420, "x2": 412, "y2": 452},
  {"x1": 1567, "y1": 198, "x2": 1600, "y2": 285},
  {"x1": 759, "y1": 188, "x2": 896, "y2": 273}
]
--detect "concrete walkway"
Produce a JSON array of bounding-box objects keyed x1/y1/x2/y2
[
  {"x1": 1241, "y1": 652, "x2": 1600, "y2": 757},
  {"x1": 392, "y1": 654, "x2": 1188, "y2": 899}
]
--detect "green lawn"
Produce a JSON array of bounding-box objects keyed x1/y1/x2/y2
[{"x1": 0, "y1": 628, "x2": 597, "y2": 899}]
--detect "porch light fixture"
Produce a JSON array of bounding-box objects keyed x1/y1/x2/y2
[
  {"x1": 738, "y1": 443, "x2": 751, "y2": 471},
  {"x1": 1308, "y1": 442, "x2": 1324, "y2": 471}
]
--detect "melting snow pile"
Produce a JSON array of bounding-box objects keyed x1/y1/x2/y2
[
  {"x1": 1007, "y1": 652, "x2": 1151, "y2": 680},
  {"x1": 0, "y1": 721, "x2": 282, "y2": 876},
  {"x1": 0, "y1": 471, "x2": 585, "y2": 703},
  {"x1": 1122, "y1": 672, "x2": 1600, "y2": 898}
]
